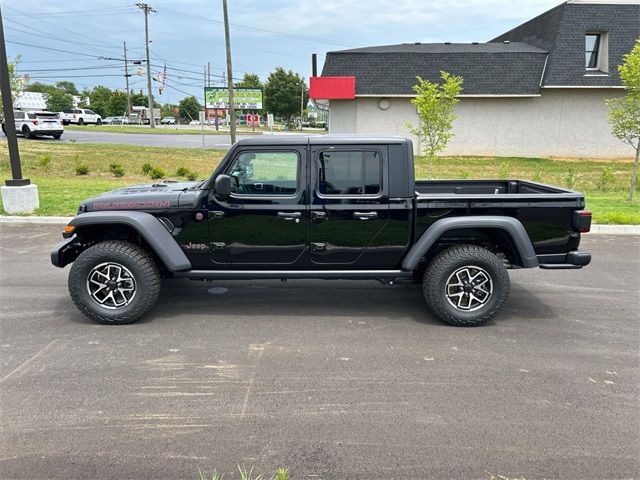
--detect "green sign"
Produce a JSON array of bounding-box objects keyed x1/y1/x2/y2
[{"x1": 204, "y1": 87, "x2": 262, "y2": 110}]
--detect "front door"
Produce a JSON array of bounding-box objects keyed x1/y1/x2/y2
[
  {"x1": 208, "y1": 146, "x2": 308, "y2": 266},
  {"x1": 309, "y1": 146, "x2": 390, "y2": 265}
]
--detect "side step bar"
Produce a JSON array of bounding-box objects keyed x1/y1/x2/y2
[{"x1": 173, "y1": 270, "x2": 413, "y2": 280}]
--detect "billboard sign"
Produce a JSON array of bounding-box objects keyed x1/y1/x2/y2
[{"x1": 204, "y1": 87, "x2": 263, "y2": 110}]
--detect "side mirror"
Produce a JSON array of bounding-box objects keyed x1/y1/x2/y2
[{"x1": 214, "y1": 174, "x2": 232, "y2": 200}]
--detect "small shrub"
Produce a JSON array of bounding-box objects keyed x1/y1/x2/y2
[
  {"x1": 498, "y1": 162, "x2": 509, "y2": 179},
  {"x1": 38, "y1": 154, "x2": 52, "y2": 169},
  {"x1": 109, "y1": 163, "x2": 125, "y2": 177},
  {"x1": 175, "y1": 166, "x2": 190, "y2": 177},
  {"x1": 597, "y1": 166, "x2": 616, "y2": 191},
  {"x1": 186, "y1": 171, "x2": 199, "y2": 181},
  {"x1": 75, "y1": 163, "x2": 89, "y2": 175},
  {"x1": 563, "y1": 169, "x2": 577, "y2": 189},
  {"x1": 141, "y1": 162, "x2": 153, "y2": 175},
  {"x1": 149, "y1": 166, "x2": 165, "y2": 180}
]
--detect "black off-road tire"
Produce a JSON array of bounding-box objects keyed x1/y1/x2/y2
[
  {"x1": 96, "y1": 118, "x2": 102, "y2": 125},
  {"x1": 22, "y1": 125, "x2": 33, "y2": 139},
  {"x1": 78, "y1": 118, "x2": 84, "y2": 125},
  {"x1": 68, "y1": 241, "x2": 161, "y2": 325},
  {"x1": 423, "y1": 244, "x2": 510, "y2": 327}
]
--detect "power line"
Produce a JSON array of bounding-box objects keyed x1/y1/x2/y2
[{"x1": 6, "y1": 40, "x2": 124, "y2": 60}]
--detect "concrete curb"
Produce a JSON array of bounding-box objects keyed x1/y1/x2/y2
[
  {"x1": 0, "y1": 215, "x2": 73, "y2": 224},
  {"x1": 1, "y1": 215, "x2": 639, "y2": 234}
]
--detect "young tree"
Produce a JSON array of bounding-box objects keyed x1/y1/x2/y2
[
  {"x1": 178, "y1": 96, "x2": 201, "y2": 121},
  {"x1": 264, "y1": 67, "x2": 307, "y2": 125},
  {"x1": 407, "y1": 72, "x2": 463, "y2": 179},
  {"x1": 44, "y1": 89, "x2": 73, "y2": 112},
  {"x1": 607, "y1": 38, "x2": 640, "y2": 201},
  {"x1": 1, "y1": 55, "x2": 25, "y2": 110}
]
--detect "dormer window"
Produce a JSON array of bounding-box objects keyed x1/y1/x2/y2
[
  {"x1": 585, "y1": 34, "x2": 600, "y2": 68},
  {"x1": 585, "y1": 32, "x2": 609, "y2": 72}
]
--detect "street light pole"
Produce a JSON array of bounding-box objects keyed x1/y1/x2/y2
[{"x1": 0, "y1": 5, "x2": 28, "y2": 187}]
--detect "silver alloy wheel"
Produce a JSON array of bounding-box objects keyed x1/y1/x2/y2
[
  {"x1": 86, "y1": 262, "x2": 137, "y2": 309},
  {"x1": 445, "y1": 265, "x2": 493, "y2": 311}
]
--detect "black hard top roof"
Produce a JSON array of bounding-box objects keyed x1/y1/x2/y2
[{"x1": 234, "y1": 134, "x2": 410, "y2": 147}]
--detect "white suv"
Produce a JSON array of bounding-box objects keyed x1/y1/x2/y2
[
  {"x1": 59, "y1": 108, "x2": 102, "y2": 125},
  {"x1": 2, "y1": 111, "x2": 63, "y2": 139}
]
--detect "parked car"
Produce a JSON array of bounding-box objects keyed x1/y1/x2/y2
[
  {"x1": 161, "y1": 116, "x2": 176, "y2": 125},
  {"x1": 102, "y1": 117, "x2": 116, "y2": 125},
  {"x1": 188, "y1": 119, "x2": 200, "y2": 125},
  {"x1": 111, "y1": 116, "x2": 131, "y2": 125},
  {"x1": 51, "y1": 135, "x2": 592, "y2": 326},
  {"x1": 2, "y1": 111, "x2": 63, "y2": 139},
  {"x1": 59, "y1": 108, "x2": 102, "y2": 125}
]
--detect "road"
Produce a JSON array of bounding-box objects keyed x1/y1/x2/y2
[
  {"x1": 1, "y1": 225, "x2": 639, "y2": 479},
  {"x1": 62, "y1": 129, "x2": 236, "y2": 149}
]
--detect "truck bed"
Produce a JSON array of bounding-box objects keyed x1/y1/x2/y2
[{"x1": 415, "y1": 179, "x2": 576, "y2": 197}]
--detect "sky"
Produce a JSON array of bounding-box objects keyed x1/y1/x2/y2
[{"x1": 3, "y1": 0, "x2": 563, "y2": 104}]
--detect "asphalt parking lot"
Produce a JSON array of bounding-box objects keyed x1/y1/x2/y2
[{"x1": 0, "y1": 224, "x2": 638, "y2": 479}]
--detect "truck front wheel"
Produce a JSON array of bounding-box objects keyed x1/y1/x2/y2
[
  {"x1": 423, "y1": 245, "x2": 510, "y2": 327},
  {"x1": 68, "y1": 240, "x2": 161, "y2": 325}
]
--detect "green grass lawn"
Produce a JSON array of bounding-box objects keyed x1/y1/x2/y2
[{"x1": 1, "y1": 142, "x2": 638, "y2": 223}]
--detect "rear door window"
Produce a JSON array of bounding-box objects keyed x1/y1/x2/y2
[{"x1": 317, "y1": 150, "x2": 382, "y2": 196}]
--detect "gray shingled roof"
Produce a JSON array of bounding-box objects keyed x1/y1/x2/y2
[
  {"x1": 321, "y1": 44, "x2": 548, "y2": 95},
  {"x1": 491, "y1": 2, "x2": 639, "y2": 87},
  {"x1": 320, "y1": 1, "x2": 639, "y2": 95}
]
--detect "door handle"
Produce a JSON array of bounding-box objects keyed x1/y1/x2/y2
[
  {"x1": 277, "y1": 212, "x2": 302, "y2": 220},
  {"x1": 353, "y1": 211, "x2": 377, "y2": 220},
  {"x1": 311, "y1": 211, "x2": 327, "y2": 220}
]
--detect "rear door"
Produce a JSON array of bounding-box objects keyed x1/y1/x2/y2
[{"x1": 309, "y1": 145, "x2": 389, "y2": 265}]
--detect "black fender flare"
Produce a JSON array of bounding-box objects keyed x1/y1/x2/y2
[
  {"x1": 401, "y1": 216, "x2": 539, "y2": 270},
  {"x1": 64, "y1": 211, "x2": 191, "y2": 271}
]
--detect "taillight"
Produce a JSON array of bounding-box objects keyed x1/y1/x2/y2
[
  {"x1": 32, "y1": 120, "x2": 38, "y2": 125},
  {"x1": 573, "y1": 210, "x2": 592, "y2": 233}
]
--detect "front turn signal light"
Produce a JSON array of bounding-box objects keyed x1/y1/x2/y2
[{"x1": 63, "y1": 225, "x2": 75, "y2": 234}]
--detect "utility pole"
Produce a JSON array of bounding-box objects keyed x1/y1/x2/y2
[
  {"x1": 0, "y1": 5, "x2": 27, "y2": 187},
  {"x1": 123, "y1": 41, "x2": 131, "y2": 116},
  {"x1": 207, "y1": 62, "x2": 211, "y2": 87},
  {"x1": 222, "y1": 0, "x2": 236, "y2": 144},
  {"x1": 137, "y1": 2, "x2": 156, "y2": 128}
]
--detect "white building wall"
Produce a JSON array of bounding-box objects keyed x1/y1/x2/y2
[{"x1": 329, "y1": 89, "x2": 629, "y2": 158}]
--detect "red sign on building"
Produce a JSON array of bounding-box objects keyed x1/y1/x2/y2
[{"x1": 309, "y1": 76, "x2": 356, "y2": 100}]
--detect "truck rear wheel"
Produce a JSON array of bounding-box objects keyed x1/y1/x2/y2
[
  {"x1": 68, "y1": 240, "x2": 160, "y2": 325},
  {"x1": 423, "y1": 245, "x2": 510, "y2": 327}
]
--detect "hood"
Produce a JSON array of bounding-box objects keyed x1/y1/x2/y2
[{"x1": 80, "y1": 180, "x2": 205, "y2": 213}]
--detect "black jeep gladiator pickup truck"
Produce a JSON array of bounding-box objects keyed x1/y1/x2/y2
[{"x1": 51, "y1": 135, "x2": 592, "y2": 326}]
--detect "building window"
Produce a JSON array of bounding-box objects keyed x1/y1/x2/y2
[
  {"x1": 585, "y1": 33, "x2": 600, "y2": 69},
  {"x1": 585, "y1": 32, "x2": 608, "y2": 72}
]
